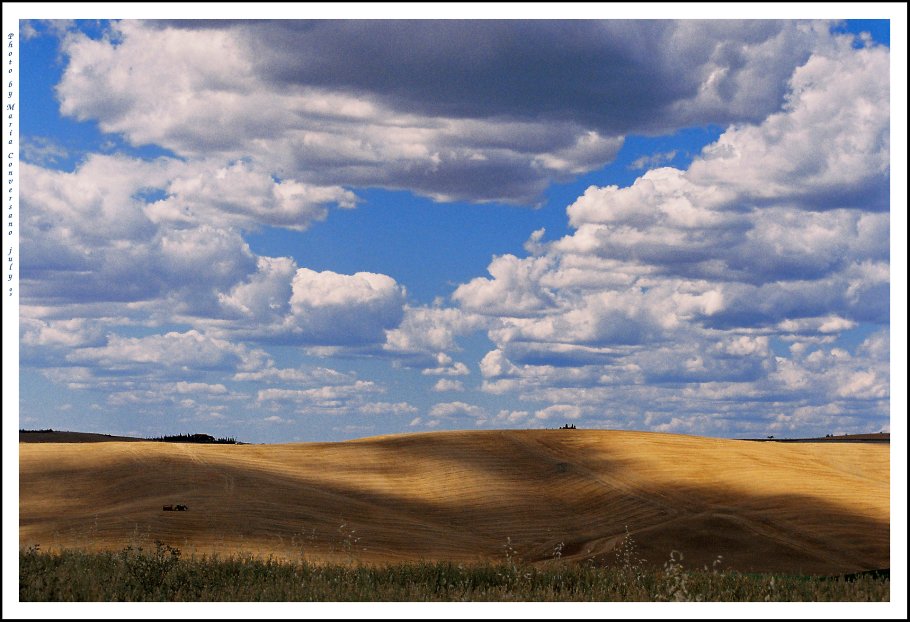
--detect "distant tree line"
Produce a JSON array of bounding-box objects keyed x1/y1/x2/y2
[
  {"x1": 19, "y1": 429, "x2": 242, "y2": 444},
  {"x1": 147, "y1": 433, "x2": 238, "y2": 444}
]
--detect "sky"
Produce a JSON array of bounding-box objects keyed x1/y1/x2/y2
[{"x1": 5, "y1": 8, "x2": 905, "y2": 445}]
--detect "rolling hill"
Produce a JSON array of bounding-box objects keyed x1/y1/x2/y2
[
  {"x1": 18, "y1": 430, "x2": 147, "y2": 443},
  {"x1": 18, "y1": 429, "x2": 890, "y2": 575}
]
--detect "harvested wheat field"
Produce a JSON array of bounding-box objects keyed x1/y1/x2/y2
[{"x1": 19, "y1": 429, "x2": 889, "y2": 575}]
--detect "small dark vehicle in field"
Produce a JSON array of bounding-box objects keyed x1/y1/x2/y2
[{"x1": 162, "y1": 504, "x2": 188, "y2": 511}]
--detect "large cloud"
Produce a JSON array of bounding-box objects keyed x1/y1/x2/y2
[
  {"x1": 20, "y1": 154, "x2": 357, "y2": 318},
  {"x1": 51, "y1": 19, "x2": 835, "y2": 204},
  {"x1": 687, "y1": 41, "x2": 890, "y2": 211},
  {"x1": 451, "y1": 36, "x2": 890, "y2": 434},
  {"x1": 20, "y1": 149, "x2": 409, "y2": 351},
  {"x1": 211, "y1": 262, "x2": 409, "y2": 348},
  {"x1": 286, "y1": 269, "x2": 406, "y2": 345},
  {"x1": 231, "y1": 20, "x2": 824, "y2": 132}
]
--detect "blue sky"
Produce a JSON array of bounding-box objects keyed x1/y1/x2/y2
[{"x1": 8, "y1": 11, "x2": 902, "y2": 443}]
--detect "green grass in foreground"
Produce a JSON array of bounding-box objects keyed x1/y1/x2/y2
[{"x1": 19, "y1": 542, "x2": 889, "y2": 602}]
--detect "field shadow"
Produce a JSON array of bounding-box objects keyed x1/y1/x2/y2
[{"x1": 19, "y1": 431, "x2": 889, "y2": 575}]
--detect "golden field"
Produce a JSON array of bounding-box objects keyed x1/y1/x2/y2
[{"x1": 19, "y1": 429, "x2": 889, "y2": 575}]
